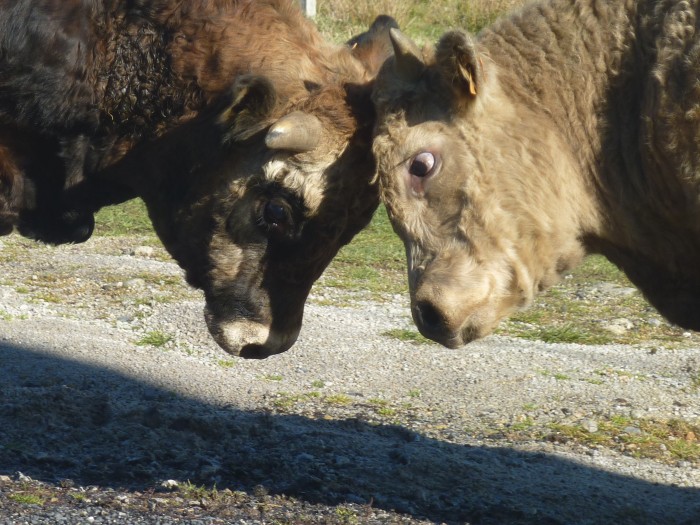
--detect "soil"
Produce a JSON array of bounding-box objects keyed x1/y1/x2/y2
[{"x1": 0, "y1": 235, "x2": 699, "y2": 524}]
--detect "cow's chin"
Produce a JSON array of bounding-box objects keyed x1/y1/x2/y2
[{"x1": 204, "y1": 308, "x2": 299, "y2": 359}]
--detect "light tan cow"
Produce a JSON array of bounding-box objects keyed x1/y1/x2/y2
[{"x1": 372, "y1": 0, "x2": 700, "y2": 348}]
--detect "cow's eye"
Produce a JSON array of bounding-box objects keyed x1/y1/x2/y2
[
  {"x1": 263, "y1": 201, "x2": 289, "y2": 228},
  {"x1": 409, "y1": 152, "x2": 436, "y2": 178}
]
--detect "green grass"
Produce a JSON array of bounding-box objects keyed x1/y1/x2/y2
[
  {"x1": 94, "y1": 199, "x2": 156, "y2": 238},
  {"x1": 8, "y1": 493, "x2": 44, "y2": 506},
  {"x1": 547, "y1": 417, "x2": 700, "y2": 463},
  {"x1": 322, "y1": 206, "x2": 406, "y2": 298},
  {"x1": 324, "y1": 393, "x2": 352, "y2": 405},
  {"x1": 513, "y1": 323, "x2": 613, "y2": 345},
  {"x1": 135, "y1": 331, "x2": 173, "y2": 347},
  {"x1": 382, "y1": 328, "x2": 435, "y2": 345},
  {"x1": 316, "y1": 0, "x2": 525, "y2": 44}
]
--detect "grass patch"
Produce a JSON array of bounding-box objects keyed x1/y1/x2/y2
[
  {"x1": 548, "y1": 417, "x2": 700, "y2": 463},
  {"x1": 94, "y1": 199, "x2": 156, "y2": 238},
  {"x1": 316, "y1": 0, "x2": 526, "y2": 43},
  {"x1": 322, "y1": 206, "x2": 406, "y2": 298},
  {"x1": 8, "y1": 493, "x2": 44, "y2": 506},
  {"x1": 510, "y1": 322, "x2": 613, "y2": 345},
  {"x1": 495, "y1": 255, "x2": 699, "y2": 347},
  {"x1": 538, "y1": 370, "x2": 571, "y2": 381},
  {"x1": 271, "y1": 392, "x2": 322, "y2": 410},
  {"x1": 383, "y1": 328, "x2": 435, "y2": 345},
  {"x1": 510, "y1": 417, "x2": 535, "y2": 431},
  {"x1": 135, "y1": 331, "x2": 173, "y2": 347},
  {"x1": 178, "y1": 481, "x2": 217, "y2": 500},
  {"x1": 324, "y1": 393, "x2": 352, "y2": 406}
]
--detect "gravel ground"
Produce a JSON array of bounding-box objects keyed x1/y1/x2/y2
[{"x1": 0, "y1": 235, "x2": 699, "y2": 524}]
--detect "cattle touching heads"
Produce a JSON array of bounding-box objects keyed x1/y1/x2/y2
[{"x1": 372, "y1": 29, "x2": 587, "y2": 348}]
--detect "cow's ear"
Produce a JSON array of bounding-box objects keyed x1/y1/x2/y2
[
  {"x1": 220, "y1": 75, "x2": 277, "y2": 141},
  {"x1": 347, "y1": 15, "x2": 400, "y2": 78},
  {"x1": 436, "y1": 31, "x2": 483, "y2": 109}
]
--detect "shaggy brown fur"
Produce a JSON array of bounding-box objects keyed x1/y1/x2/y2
[
  {"x1": 0, "y1": 0, "x2": 394, "y2": 357},
  {"x1": 372, "y1": 0, "x2": 700, "y2": 348}
]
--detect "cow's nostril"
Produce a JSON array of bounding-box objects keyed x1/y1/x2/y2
[{"x1": 415, "y1": 300, "x2": 445, "y2": 333}]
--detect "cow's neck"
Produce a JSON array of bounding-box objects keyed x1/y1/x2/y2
[{"x1": 93, "y1": 0, "x2": 358, "y2": 169}]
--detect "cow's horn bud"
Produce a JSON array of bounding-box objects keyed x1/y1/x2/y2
[
  {"x1": 389, "y1": 28, "x2": 424, "y2": 81},
  {"x1": 265, "y1": 111, "x2": 322, "y2": 152}
]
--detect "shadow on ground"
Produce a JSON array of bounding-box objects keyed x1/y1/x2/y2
[{"x1": 1, "y1": 342, "x2": 698, "y2": 524}]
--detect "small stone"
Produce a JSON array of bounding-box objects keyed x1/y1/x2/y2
[
  {"x1": 604, "y1": 318, "x2": 634, "y2": 335},
  {"x1": 16, "y1": 472, "x2": 32, "y2": 482},
  {"x1": 124, "y1": 278, "x2": 146, "y2": 289},
  {"x1": 132, "y1": 246, "x2": 155, "y2": 258},
  {"x1": 623, "y1": 426, "x2": 642, "y2": 435},
  {"x1": 581, "y1": 419, "x2": 598, "y2": 433},
  {"x1": 161, "y1": 479, "x2": 180, "y2": 490}
]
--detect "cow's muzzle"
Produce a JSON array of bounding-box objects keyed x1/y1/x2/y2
[
  {"x1": 204, "y1": 307, "x2": 299, "y2": 359},
  {"x1": 412, "y1": 299, "x2": 482, "y2": 348}
]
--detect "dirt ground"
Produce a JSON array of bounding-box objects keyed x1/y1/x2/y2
[{"x1": 1, "y1": 235, "x2": 699, "y2": 524}]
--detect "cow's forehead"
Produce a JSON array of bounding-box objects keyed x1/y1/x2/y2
[{"x1": 263, "y1": 158, "x2": 327, "y2": 216}]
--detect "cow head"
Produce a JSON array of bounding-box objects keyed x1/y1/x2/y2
[
  {"x1": 117, "y1": 22, "x2": 396, "y2": 359},
  {"x1": 372, "y1": 29, "x2": 588, "y2": 348}
]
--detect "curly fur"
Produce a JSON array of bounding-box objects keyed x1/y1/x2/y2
[
  {"x1": 0, "y1": 0, "x2": 379, "y2": 242},
  {"x1": 373, "y1": 0, "x2": 700, "y2": 346}
]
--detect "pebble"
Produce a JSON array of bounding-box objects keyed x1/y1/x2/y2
[
  {"x1": 581, "y1": 419, "x2": 598, "y2": 433},
  {"x1": 160, "y1": 479, "x2": 180, "y2": 490},
  {"x1": 623, "y1": 426, "x2": 642, "y2": 435},
  {"x1": 132, "y1": 246, "x2": 155, "y2": 258}
]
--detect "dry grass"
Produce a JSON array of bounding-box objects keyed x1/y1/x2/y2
[{"x1": 316, "y1": 0, "x2": 529, "y2": 43}]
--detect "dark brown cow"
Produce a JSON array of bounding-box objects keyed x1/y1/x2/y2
[
  {"x1": 372, "y1": 0, "x2": 700, "y2": 348},
  {"x1": 0, "y1": 0, "x2": 395, "y2": 358}
]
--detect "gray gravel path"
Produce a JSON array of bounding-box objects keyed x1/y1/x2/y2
[{"x1": 0, "y1": 235, "x2": 699, "y2": 524}]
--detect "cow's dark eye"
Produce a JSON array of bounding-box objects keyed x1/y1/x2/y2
[
  {"x1": 409, "y1": 152, "x2": 436, "y2": 178},
  {"x1": 264, "y1": 201, "x2": 288, "y2": 225},
  {"x1": 263, "y1": 201, "x2": 289, "y2": 228}
]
